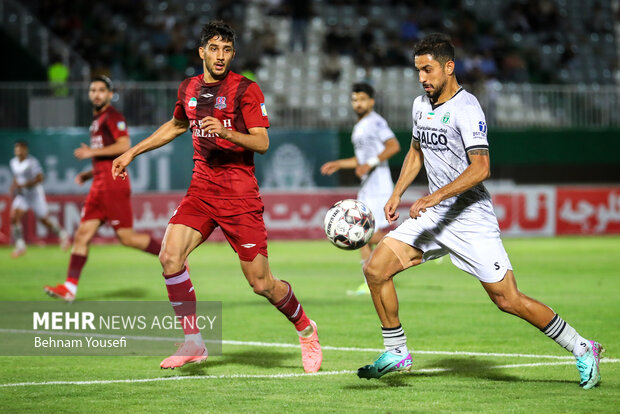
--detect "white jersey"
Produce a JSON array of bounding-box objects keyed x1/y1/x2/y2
[
  {"x1": 10, "y1": 155, "x2": 44, "y2": 197},
  {"x1": 352, "y1": 111, "x2": 395, "y2": 197},
  {"x1": 412, "y1": 88, "x2": 494, "y2": 216}
]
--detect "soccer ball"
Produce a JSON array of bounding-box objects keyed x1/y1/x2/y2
[{"x1": 324, "y1": 199, "x2": 375, "y2": 250}]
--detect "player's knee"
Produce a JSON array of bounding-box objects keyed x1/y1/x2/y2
[
  {"x1": 491, "y1": 294, "x2": 517, "y2": 315},
  {"x1": 363, "y1": 260, "x2": 391, "y2": 285},
  {"x1": 158, "y1": 246, "x2": 184, "y2": 271}
]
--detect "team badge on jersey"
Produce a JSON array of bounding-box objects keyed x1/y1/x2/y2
[
  {"x1": 215, "y1": 96, "x2": 227, "y2": 110},
  {"x1": 188, "y1": 97, "x2": 197, "y2": 110},
  {"x1": 441, "y1": 112, "x2": 450, "y2": 124},
  {"x1": 117, "y1": 121, "x2": 127, "y2": 131},
  {"x1": 261, "y1": 103, "x2": 268, "y2": 116}
]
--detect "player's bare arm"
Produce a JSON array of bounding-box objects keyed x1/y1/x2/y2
[
  {"x1": 320, "y1": 157, "x2": 358, "y2": 176},
  {"x1": 385, "y1": 141, "x2": 424, "y2": 223},
  {"x1": 74, "y1": 137, "x2": 130, "y2": 160},
  {"x1": 112, "y1": 117, "x2": 189, "y2": 180},
  {"x1": 20, "y1": 173, "x2": 44, "y2": 189},
  {"x1": 410, "y1": 148, "x2": 490, "y2": 218},
  {"x1": 355, "y1": 137, "x2": 401, "y2": 178},
  {"x1": 200, "y1": 116, "x2": 269, "y2": 154}
]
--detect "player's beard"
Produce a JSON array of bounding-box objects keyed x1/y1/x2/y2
[
  {"x1": 92, "y1": 100, "x2": 109, "y2": 112},
  {"x1": 426, "y1": 80, "x2": 446, "y2": 103},
  {"x1": 207, "y1": 61, "x2": 230, "y2": 81}
]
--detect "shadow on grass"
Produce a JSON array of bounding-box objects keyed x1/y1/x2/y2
[
  {"x1": 344, "y1": 358, "x2": 574, "y2": 389},
  {"x1": 165, "y1": 349, "x2": 299, "y2": 376},
  {"x1": 80, "y1": 287, "x2": 150, "y2": 300}
]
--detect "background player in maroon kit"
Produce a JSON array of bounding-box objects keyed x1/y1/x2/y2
[
  {"x1": 112, "y1": 21, "x2": 322, "y2": 372},
  {"x1": 44, "y1": 76, "x2": 162, "y2": 302}
]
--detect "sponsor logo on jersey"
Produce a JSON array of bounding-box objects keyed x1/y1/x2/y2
[
  {"x1": 215, "y1": 96, "x2": 227, "y2": 110},
  {"x1": 418, "y1": 130, "x2": 447, "y2": 147},
  {"x1": 261, "y1": 103, "x2": 268, "y2": 116},
  {"x1": 117, "y1": 121, "x2": 127, "y2": 131},
  {"x1": 426, "y1": 112, "x2": 435, "y2": 120},
  {"x1": 478, "y1": 121, "x2": 487, "y2": 133},
  {"x1": 441, "y1": 112, "x2": 450, "y2": 124},
  {"x1": 201, "y1": 93, "x2": 214, "y2": 99},
  {"x1": 188, "y1": 97, "x2": 197, "y2": 110}
]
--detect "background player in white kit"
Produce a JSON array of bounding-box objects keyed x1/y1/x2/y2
[
  {"x1": 321, "y1": 82, "x2": 400, "y2": 295},
  {"x1": 356, "y1": 34, "x2": 603, "y2": 390},
  {"x1": 9, "y1": 141, "x2": 69, "y2": 258}
]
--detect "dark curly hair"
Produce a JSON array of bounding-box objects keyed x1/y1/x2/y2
[
  {"x1": 413, "y1": 33, "x2": 455, "y2": 66},
  {"x1": 200, "y1": 21, "x2": 236, "y2": 49}
]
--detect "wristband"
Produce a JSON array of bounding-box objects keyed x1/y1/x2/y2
[{"x1": 367, "y1": 156, "x2": 380, "y2": 168}]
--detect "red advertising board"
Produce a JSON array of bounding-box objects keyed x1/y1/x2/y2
[{"x1": 1, "y1": 186, "x2": 618, "y2": 246}]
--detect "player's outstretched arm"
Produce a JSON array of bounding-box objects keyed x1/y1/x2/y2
[
  {"x1": 74, "y1": 138, "x2": 130, "y2": 160},
  {"x1": 112, "y1": 117, "x2": 189, "y2": 180},
  {"x1": 409, "y1": 148, "x2": 490, "y2": 218},
  {"x1": 75, "y1": 170, "x2": 94, "y2": 185},
  {"x1": 355, "y1": 137, "x2": 401, "y2": 178},
  {"x1": 320, "y1": 157, "x2": 358, "y2": 175}
]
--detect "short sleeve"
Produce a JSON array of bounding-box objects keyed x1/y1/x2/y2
[
  {"x1": 456, "y1": 103, "x2": 489, "y2": 151},
  {"x1": 107, "y1": 112, "x2": 129, "y2": 141},
  {"x1": 411, "y1": 98, "x2": 420, "y2": 142},
  {"x1": 374, "y1": 116, "x2": 395, "y2": 142},
  {"x1": 173, "y1": 81, "x2": 189, "y2": 121},
  {"x1": 241, "y1": 82, "x2": 269, "y2": 129},
  {"x1": 30, "y1": 157, "x2": 43, "y2": 176}
]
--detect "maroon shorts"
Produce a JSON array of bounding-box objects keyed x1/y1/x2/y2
[
  {"x1": 81, "y1": 187, "x2": 133, "y2": 230},
  {"x1": 169, "y1": 194, "x2": 268, "y2": 261}
]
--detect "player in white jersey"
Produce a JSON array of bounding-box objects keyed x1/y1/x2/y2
[
  {"x1": 321, "y1": 82, "x2": 400, "y2": 295},
  {"x1": 356, "y1": 34, "x2": 603, "y2": 390},
  {"x1": 9, "y1": 141, "x2": 69, "y2": 258}
]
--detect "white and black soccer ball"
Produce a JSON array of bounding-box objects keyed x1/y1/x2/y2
[{"x1": 324, "y1": 199, "x2": 375, "y2": 250}]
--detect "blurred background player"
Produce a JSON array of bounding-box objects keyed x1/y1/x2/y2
[
  {"x1": 357, "y1": 34, "x2": 603, "y2": 390},
  {"x1": 112, "y1": 21, "x2": 322, "y2": 372},
  {"x1": 44, "y1": 76, "x2": 162, "y2": 302},
  {"x1": 9, "y1": 140, "x2": 69, "y2": 258},
  {"x1": 321, "y1": 82, "x2": 400, "y2": 295}
]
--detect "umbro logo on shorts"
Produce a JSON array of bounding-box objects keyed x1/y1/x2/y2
[
  {"x1": 111, "y1": 220, "x2": 120, "y2": 226},
  {"x1": 241, "y1": 243, "x2": 256, "y2": 248}
]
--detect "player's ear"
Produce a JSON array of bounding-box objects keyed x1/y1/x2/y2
[
  {"x1": 445, "y1": 60, "x2": 455, "y2": 76},
  {"x1": 198, "y1": 47, "x2": 205, "y2": 59}
]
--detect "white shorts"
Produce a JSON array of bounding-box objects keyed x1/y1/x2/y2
[
  {"x1": 387, "y1": 207, "x2": 512, "y2": 283},
  {"x1": 12, "y1": 191, "x2": 49, "y2": 218},
  {"x1": 358, "y1": 192, "x2": 391, "y2": 231}
]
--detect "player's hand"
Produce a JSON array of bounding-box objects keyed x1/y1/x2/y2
[
  {"x1": 74, "y1": 143, "x2": 94, "y2": 160},
  {"x1": 355, "y1": 164, "x2": 371, "y2": 178},
  {"x1": 111, "y1": 152, "x2": 133, "y2": 181},
  {"x1": 384, "y1": 194, "x2": 401, "y2": 224},
  {"x1": 200, "y1": 116, "x2": 230, "y2": 139},
  {"x1": 410, "y1": 193, "x2": 441, "y2": 219},
  {"x1": 320, "y1": 161, "x2": 340, "y2": 175},
  {"x1": 74, "y1": 172, "x2": 90, "y2": 185}
]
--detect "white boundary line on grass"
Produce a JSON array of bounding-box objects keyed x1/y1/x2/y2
[
  {"x1": 0, "y1": 329, "x2": 603, "y2": 361},
  {"x1": 2, "y1": 360, "x2": 619, "y2": 388}
]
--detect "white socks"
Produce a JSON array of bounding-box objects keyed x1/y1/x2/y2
[{"x1": 541, "y1": 314, "x2": 589, "y2": 358}]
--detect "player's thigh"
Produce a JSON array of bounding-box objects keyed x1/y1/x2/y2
[
  {"x1": 10, "y1": 206, "x2": 25, "y2": 222},
  {"x1": 161, "y1": 223, "x2": 204, "y2": 260},
  {"x1": 365, "y1": 237, "x2": 424, "y2": 281},
  {"x1": 31, "y1": 194, "x2": 49, "y2": 219},
  {"x1": 11, "y1": 196, "x2": 28, "y2": 220},
  {"x1": 74, "y1": 219, "x2": 101, "y2": 244}
]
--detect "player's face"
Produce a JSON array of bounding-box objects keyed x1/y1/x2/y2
[
  {"x1": 88, "y1": 81, "x2": 113, "y2": 111},
  {"x1": 351, "y1": 92, "x2": 374, "y2": 117},
  {"x1": 14, "y1": 144, "x2": 27, "y2": 159},
  {"x1": 415, "y1": 54, "x2": 450, "y2": 102},
  {"x1": 199, "y1": 36, "x2": 235, "y2": 82}
]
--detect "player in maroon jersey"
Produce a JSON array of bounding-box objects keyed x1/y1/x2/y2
[
  {"x1": 112, "y1": 21, "x2": 322, "y2": 372},
  {"x1": 44, "y1": 76, "x2": 162, "y2": 302}
]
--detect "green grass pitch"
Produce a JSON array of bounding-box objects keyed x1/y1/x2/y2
[{"x1": 0, "y1": 237, "x2": 618, "y2": 413}]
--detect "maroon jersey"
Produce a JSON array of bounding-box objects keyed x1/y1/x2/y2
[
  {"x1": 89, "y1": 105, "x2": 130, "y2": 190},
  {"x1": 173, "y1": 72, "x2": 269, "y2": 199}
]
